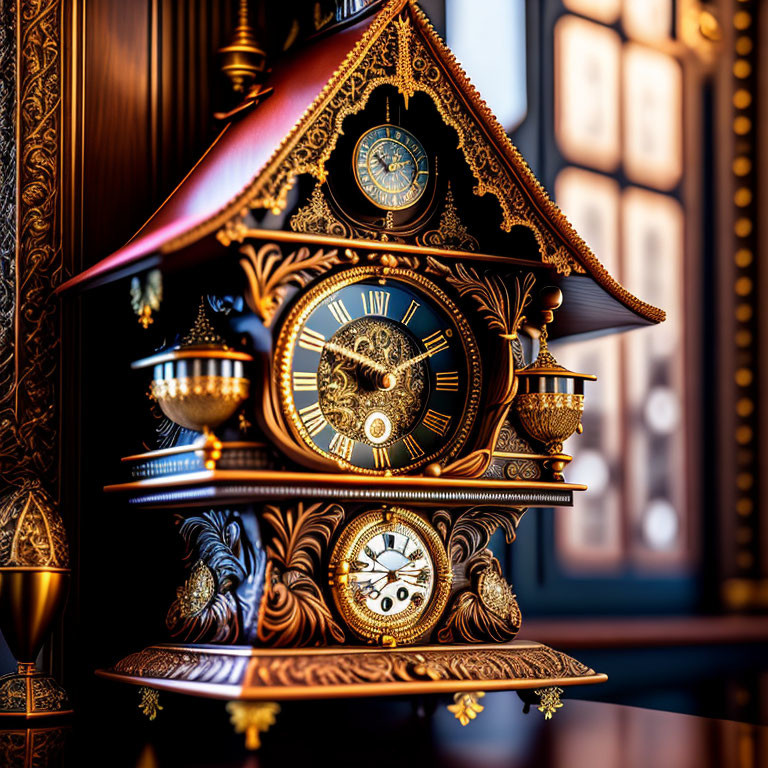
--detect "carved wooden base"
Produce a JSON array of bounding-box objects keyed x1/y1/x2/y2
[
  {"x1": 0, "y1": 668, "x2": 72, "y2": 719},
  {"x1": 96, "y1": 641, "x2": 606, "y2": 701}
]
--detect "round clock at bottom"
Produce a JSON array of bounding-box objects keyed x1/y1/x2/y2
[{"x1": 330, "y1": 507, "x2": 451, "y2": 645}]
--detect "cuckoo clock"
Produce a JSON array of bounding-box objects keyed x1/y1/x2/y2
[{"x1": 59, "y1": 0, "x2": 664, "y2": 744}]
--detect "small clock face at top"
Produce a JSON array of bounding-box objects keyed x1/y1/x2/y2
[
  {"x1": 275, "y1": 267, "x2": 481, "y2": 474},
  {"x1": 352, "y1": 124, "x2": 429, "y2": 210},
  {"x1": 330, "y1": 508, "x2": 452, "y2": 644}
]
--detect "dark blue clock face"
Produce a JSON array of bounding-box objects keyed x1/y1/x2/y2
[
  {"x1": 278, "y1": 271, "x2": 480, "y2": 473},
  {"x1": 353, "y1": 125, "x2": 429, "y2": 210}
]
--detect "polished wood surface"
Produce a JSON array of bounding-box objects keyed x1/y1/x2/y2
[{"x1": 15, "y1": 696, "x2": 768, "y2": 767}]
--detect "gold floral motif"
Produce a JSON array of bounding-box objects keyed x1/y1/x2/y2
[
  {"x1": 226, "y1": 701, "x2": 280, "y2": 750},
  {"x1": 478, "y1": 567, "x2": 518, "y2": 619},
  {"x1": 175, "y1": 560, "x2": 215, "y2": 618},
  {"x1": 130, "y1": 270, "x2": 163, "y2": 329},
  {"x1": 515, "y1": 392, "x2": 584, "y2": 455},
  {"x1": 417, "y1": 185, "x2": 479, "y2": 251},
  {"x1": 138, "y1": 687, "x2": 163, "y2": 720},
  {"x1": 447, "y1": 691, "x2": 485, "y2": 726},
  {"x1": 289, "y1": 183, "x2": 350, "y2": 237},
  {"x1": 535, "y1": 686, "x2": 564, "y2": 719}
]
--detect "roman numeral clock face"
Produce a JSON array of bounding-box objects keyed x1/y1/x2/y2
[{"x1": 275, "y1": 269, "x2": 481, "y2": 474}]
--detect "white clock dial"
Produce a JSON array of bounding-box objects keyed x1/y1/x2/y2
[{"x1": 348, "y1": 529, "x2": 434, "y2": 617}]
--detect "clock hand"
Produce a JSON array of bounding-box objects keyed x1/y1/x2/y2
[
  {"x1": 392, "y1": 349, "x2": 433, "y2": 374},
  {"x1": 325, "y1": 342, "x2": 389, "y2": 376}
]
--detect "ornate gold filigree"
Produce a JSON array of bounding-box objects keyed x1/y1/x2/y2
[
  {"x1": 258, "y1": 502, "x2": 346, "y2": 646},
  {"x1": 515, "y1": 393, "x2": 584, "y2": 455},
  {"x1": 0, "y1": 0, "x2": 62, "y2": 490},
  {"x1": 535, "y1": 686, "x2": 564, "y2": 719},
  {"x1": 130, "y1": 270, "x2": 163, "y2": 330},
  {"x1": 289, "y1": 183, "x2": 350, "y2": 237},
  {"x1": 227, "y1": 701, "x2": 280, "y2": 750},
  {"x1": 417, "y1": 185, "x2": 478, "y2": 251},
  {"x1": 0, "y1": 478, "x2": 69, "y2": 568},
  {"x1": 447, "y1": 691, "x2": 485, "y2": 726},
  {"x1": 174, "y1": 560, "x2": 215, "y2": 618},
  {"x1": 138, "y1": 687, "x2": 163, "y2": 721}
]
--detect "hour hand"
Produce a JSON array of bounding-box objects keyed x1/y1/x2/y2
[{"x1": 325, "y1": 341, "x2": 389, "y2": 376}]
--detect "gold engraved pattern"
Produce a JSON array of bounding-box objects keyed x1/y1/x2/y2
[
  {"x1": 318, "y1": 317, "x2": 426, "y2": 443},
  {"x1": 417, "y1": 185, "x2": 479, "y2": 252}
]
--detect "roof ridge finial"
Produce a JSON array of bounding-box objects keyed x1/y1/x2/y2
[{"x1": 181, "y1": 299, "x2": 226, "y2": 347}]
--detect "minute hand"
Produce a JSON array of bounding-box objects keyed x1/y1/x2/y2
[
  {"x1": 325, "y1": 342, "x2": 388, "y2": 375},
  {"x1": 393, "y1": 349, "x2": 433, "y2": 374}
]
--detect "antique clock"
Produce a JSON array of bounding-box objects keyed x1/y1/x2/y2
[{"x1": 58, "y1": 0, "x2": 665, "y2": 750}]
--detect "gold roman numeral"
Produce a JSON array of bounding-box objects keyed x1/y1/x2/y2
[
  {"x1": 423, "y1": 409, "x2": 451, "y2": 436},
  {"x1": 329, "y1": 432, "x2": 354, "y2": 461},
  {"x1": 292, "y1": 371, "x2": 318, "y2": 391},
  {"x1": 402, "y1": 434, "x2": 424, "y2": 460},
  {"x1": 361, "y1": 290, "x2": 390, "y2": 317},
  {"x1": 328, "y1": 300, "x2": 352, "y2": 325},
  {"x1": 422, "y1": 330, "x2": 449, "y2": 356},
  {"x1": 372, "y1": 446, "x2": 391, "y2": 469},
  {"x1": 298, "y1": 327, "x2": 326, "y2": 353},
  {"x1": 298, "y1": 402, "x2": 327, "y2": 437},
  {"x1": 401, "y1": 300, "x2": 420, "y2": 326},
  {"x1": 435, "y1": 371, "x2": 460, "y2": 391}
]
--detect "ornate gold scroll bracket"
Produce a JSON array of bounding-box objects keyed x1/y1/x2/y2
[{"x1": 426, "y1": 261, "x2": 535, "y2": 479}]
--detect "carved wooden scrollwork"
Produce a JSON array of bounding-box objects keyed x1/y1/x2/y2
[
  {"x1": 166, "y1": 510, "x2": 265, "y2": 644},
  {"x1": 257, "y1": 502, "x2": 346, "y2": 646},
  {"x1": 432, "y1": 506, "x2": 524, "y2": 644}
]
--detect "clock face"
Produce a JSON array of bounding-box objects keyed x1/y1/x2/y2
[
  {"x1": 330, "y1": 508, "x2": 451, "y2": 644},
  {"x1": 352, "y1": 124, "x2": 429, "y2": 210},
  {"x1": 275, "y1": 267, "x2": 481, "y2": 474}
]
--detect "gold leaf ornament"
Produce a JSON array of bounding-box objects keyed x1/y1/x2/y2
[{"x1": 447, "y1": 691, "x2": 485, "y2": 726}]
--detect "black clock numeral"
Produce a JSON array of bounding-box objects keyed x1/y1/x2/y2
[
  {"x1": 402, "y1": 434, "x2": 424, "y2": 460},
  {"x1": 422, "y1": 330, "x2": 449, "y2": 357},
  {"x1": 298, "y1": 327, "x2": 326, "y2": 353},
  {"x1": 435, "y1": 371, "x2": 460, "y2": 391},
  {"x1": 422, "y1": 409, "x2": 451, "y2": 436},
  {"x1": 298, "y1": 402, "x2": 327, "y2": 437}
]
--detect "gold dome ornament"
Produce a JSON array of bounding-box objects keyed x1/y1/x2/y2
[
  {"x1": 515, "y1": 288, "x2": 596, "y2": 476},
  {"x1": 0, "y1": 478, "x2": 72, "y2": 718},
  {"x1": 132, "y1": 300, "x2": 253, "y2": 469}
]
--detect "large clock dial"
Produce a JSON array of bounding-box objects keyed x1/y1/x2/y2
[
  {"x1": 353, "y1": 124, "x2": 429, "y2": 210},
  {"x1": 330, "y1": 507, "x2": 452, "y2": 644},
  {"x1": 275, "y1": 267, "x2": 481, "y2": 474}
]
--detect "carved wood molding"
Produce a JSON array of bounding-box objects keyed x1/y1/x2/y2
[{"x1": 0, "y1": 0, "x2": 62, "y2": 493}]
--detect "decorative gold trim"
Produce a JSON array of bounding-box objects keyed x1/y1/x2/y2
[
  {"x1": 138, "y1": 687, "x2": 163, "y2": 720},
  {"x1": 329, "y1": 508, "x2": 452, "y2": 645},
  {"x1": 103, "y1": 468, "x2": 587, "y2": 494},
  {"x1": 417, "y1": 184, "x2": 479, "y2": 252},
  {"x1": 273, "y1": 266, "x2": 481, "y2": 474},
  {"x1": 447, "y1": 691, "x2": 485, "y2": 725},
  {"x1": 289, "y1": 183, "x2": 350, "y2": 237},
  {"x1": 227, "y1": 701, "x2": 279, "y2": 750}
]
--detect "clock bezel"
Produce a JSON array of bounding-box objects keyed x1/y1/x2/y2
[
  {"x1": 352, "y1": 123, "x2": 430, "y2": 211},
  {"x1": 273, "y1": 265, "x2": 482, "y2": 475},
  {"x1": 329, "y1": 507, "x2": 452, "y2": 645}
]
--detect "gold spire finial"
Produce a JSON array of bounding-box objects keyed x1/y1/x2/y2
[{"x1": 219, "y1": 0, "x2": 267, "y2": 94}]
